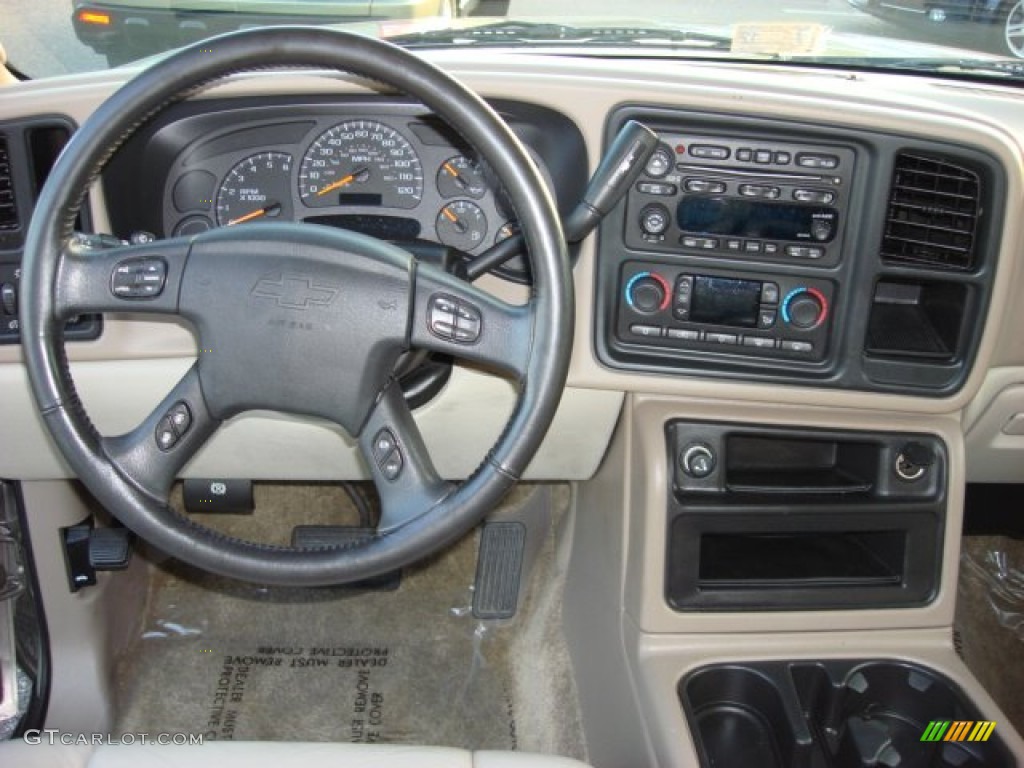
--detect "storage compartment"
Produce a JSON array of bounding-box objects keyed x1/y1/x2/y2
[
  {"x1": 681, "y1": 661, "x2": 1015, "y2": 768},
  {"x1": 698, "y1": 531, "x2": 905, "y2": 587},
  {"x1": 725, "y1": 434, "x2": 877, "y2": 495},
  {"x1": 667, "y1": 423, "x2": 945, "y2": 611},
  {"x1": 865, "y1": 280, "x2": 967, "y2": 361}
]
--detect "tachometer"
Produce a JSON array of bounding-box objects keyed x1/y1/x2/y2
[
  {"x1": 298, "y1": 121, "x2": 423, "y2": 209},
  {"x1": 215, "y1": 151, "x2": 293, "y2": 227}
]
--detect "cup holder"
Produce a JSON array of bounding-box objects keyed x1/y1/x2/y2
[
  {"x1": 685, "y1": 666, "x2": 800, "y2": 768},
  {"x1": 681, "y1": 660, "x2": 1014, "y2": 768}
]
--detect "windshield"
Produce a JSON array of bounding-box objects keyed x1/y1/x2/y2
[{"x1": 5, "y1": 0, "x2": 1024, "y2": 79}]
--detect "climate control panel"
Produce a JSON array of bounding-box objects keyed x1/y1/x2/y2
[{"x1": 617, "y1": 261, "x2": 833, "y2": 361}]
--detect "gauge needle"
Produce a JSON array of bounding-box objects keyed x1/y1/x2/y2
[
  {"x1": 443, "y1": 207, "x2": 468, "y2": 233},
  {"x1": 227, "y1": 202, "x2": 281, "y2": 226},
  {"x1": 316, "y1": 167, "x2": 369, "y2": 197},
  {"x1": 444, "y1": 162, "x2": 468, "y2": 189}
]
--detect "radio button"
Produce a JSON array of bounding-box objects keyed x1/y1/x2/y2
[
  {"x1": 705, "y1": 332, "x2": 739, "y2": 345},
  {"x1": 811, "y1": 219, "x2": 833, "y2": 241},
  {"x1": 781, "y1": 339, "x2": 814, "y2": 353},
  {"x1": 689, "y1": 144, "x2": 730, "y2": 160},
  {"x1": 785, "y1": 245, "x2": 825, "y2": 259},
  {"x1": 667, "y1": 328, "x2": 701, "y2": 341},
  {"x1": 758, "y1": 310, "x2": 777, "y2": 329},
  {"x1": 754, "y1": 150, "x2": 772, "y2": 164},
  {"x1": 774, "y1": 151, "x2": 792, "y2": 165},
  {"x1": 698, "y1": 237, "x2": 718, "y2": 249},
  {"x1": 645, "y1": 147, "x2": 674, "y2": 178},
  {"x1": 682, "y1": 236, "x2": 699, "y2": 248},
  {"x1": 739, "y1": 184, "x2": 781, "y2": 199},
  {"x1": 744, "y1": 241, "x2": 763, "y2": 254},
  {"x1": 760, "y1": 282, "x2": 780, "y2": 304},
  {"x1": 673, "y1": 308, "x2": 691, "y2": 321},
  {"x1": 636, "y1": 181, "x2": 677, "y2": 196},
  {"x1": 796, "y1": 153, "x2": 839, "y2": 169},
  {"x1": 725, "y1": 239, "x2": 743, "y2": 252},
  {"x1": 736, "y1": 148, "x2": 753, "y2": 162},
  {"x1": 763, "y1": 242, "x2": 779, "y2": 255},
  {"x1": 683, "y1": 178, "x2": 726, "y2": 194},
  {"x1": 639, "y1": 204, "x2": 671, "y2": 236},
  {"x1": 743, "y1": 336, "x2": 777, "y2": 350},
  {"x1": 793, "y1": 188, "x2": 835, "y2": 204},
  {"x1": 630, "y1": 324, "x2": 663, "y2": 338}
]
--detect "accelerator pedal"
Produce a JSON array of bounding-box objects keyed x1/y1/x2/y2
[{"x1": 472, "y1": 521, "x2": 527, "y2": 620}]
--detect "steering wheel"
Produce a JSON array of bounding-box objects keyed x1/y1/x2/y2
[{"x1": 20, "y1": 27, "x2": 572, "y2": 586}]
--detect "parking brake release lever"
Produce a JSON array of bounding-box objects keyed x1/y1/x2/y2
[{"x1": 465, "y1": 120, "x2": 660, "y2": 279}]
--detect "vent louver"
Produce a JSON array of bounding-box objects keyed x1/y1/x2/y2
[
  {"x1": 881, "y1": 153, "x2": 980, "y2": 271},
  {"x1": 0, "y1": 135, "x2": 18, "y2": 233}
]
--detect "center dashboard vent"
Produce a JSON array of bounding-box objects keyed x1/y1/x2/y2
[
  {"x1": 0, "y1": 135, "x2": 19, "y2": 233},
  {"x1": 881, "y1": 152, "x2": 981, "y2": 271}
]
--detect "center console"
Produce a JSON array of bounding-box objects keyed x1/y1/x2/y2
[{"x1": 595, "y1": 107, "x2": 1002, "y2": 394}]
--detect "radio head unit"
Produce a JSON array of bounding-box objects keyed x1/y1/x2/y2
[{"x1": 624, "y1": 132, "x2": 855, "y2": 268}]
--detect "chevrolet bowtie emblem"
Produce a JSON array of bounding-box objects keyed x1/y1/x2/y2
[{"x1": 251, "y1": 273, "x2": 340, "y2": 310}]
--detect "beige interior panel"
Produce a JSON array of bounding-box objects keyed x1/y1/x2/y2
[
  {"x1": 18, "y1": 482, "x2": 148, "y2": 734},
  {"x1": 0, "y1": 360, "x2": 623, "y2": 480},
  {"x1": 964, "y1": 367, "x2": 1024, "y2": 482},
  {"x1": 621, "y1": 394, "x2": 966, "y2": 634}
]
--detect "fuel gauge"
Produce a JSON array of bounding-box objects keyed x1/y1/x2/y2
[
  {"x1": 437, "y1": 156, "x2": 487, "y2": 199},
  {"x1": 436, "y1": 200, "x2": 488, "y2": 251}
]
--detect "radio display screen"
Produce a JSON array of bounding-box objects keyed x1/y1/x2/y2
[
  {"x1": 677, "y1": 198, "x2": 835, "y2": 241},
  {"x1": 691, "y1": 276, "x2": 761, "y2": 328}
]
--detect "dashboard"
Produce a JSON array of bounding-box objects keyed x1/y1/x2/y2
[
  {"x1": 2, "y1": 53, "x2": 1024, "y2": 486},
  {"x1": 102, "y1": 98, "x2": 587, "y2": 282}
]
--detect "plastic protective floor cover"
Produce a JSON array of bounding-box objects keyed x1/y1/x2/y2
[{"x1": 112, "y1": 483, "x2": 585, "y2": 757}]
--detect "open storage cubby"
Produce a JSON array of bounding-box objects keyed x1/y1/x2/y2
[
  {"x1": 681, "y1": 660, "x2": 1014, "y2": 768},
  {"x1": 866, "y1": 280, "x2": 968, "y2": 361},
  {"x1": 666, "y1": 422, "x2": 946, "y2": 610}
]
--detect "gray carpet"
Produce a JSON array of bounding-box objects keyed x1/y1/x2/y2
[
  {"x1": 955, "y1": 535, "x2": 1024, "y2": 736},
  {"x1": 114, "y1": 483, "x2": 586, "y2": 758}
]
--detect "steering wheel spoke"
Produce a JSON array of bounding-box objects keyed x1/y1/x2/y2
[
  {"x1": 55, "y1": 235, "x2": 191, "y2": 318},
  {"x1": 358, "y1": 380, "x2": 454, "y2": 533},
  {"x1": 101, "y1": 364, "x2": 219, "y2": 500},
  {"x1": 412, "y1": 261, "x2": 533, "y2": 380}
]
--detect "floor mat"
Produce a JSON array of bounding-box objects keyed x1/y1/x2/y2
[
  {"x1": 114, "y1": 483, "x2": 585, "y2": 756},
  {"x1": 955, "y1": 534, "x2": 1024, "y2": 736}
]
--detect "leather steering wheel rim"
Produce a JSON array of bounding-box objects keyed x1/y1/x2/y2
[{"x1": 20, "y1": 27, "x2": 572, "y2": 586}]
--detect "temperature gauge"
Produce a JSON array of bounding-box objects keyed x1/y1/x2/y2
[{"x1": 436, "y1": 200, "x2": 488, "y2": 251}]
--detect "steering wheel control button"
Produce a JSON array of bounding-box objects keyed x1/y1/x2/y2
[
  {"x1": 169, "y1": 402, "x2": 192, "y2": 433},
  {"x1": 155, "y1": 418, "x2": 178, "y2": 451},
  {"x1": 372, "y1": 428, "x2": 397, "y2": 462},
  {"x1": 453, "y1": 303, "x2": 482, "y2": 343},
  {"x1": 111, "y1": 257, "x2": 167, "y2": 299},
  {"x1": 681, "y1": 443, "x2": 716, "y2": 479},
  {"x1": 428, "y1": 294, "x2": 481, "y2": 344},
  {"x1": 0, "y1": 282, "x2": 16, "y2": 315},
  {"x1": 155, "y1": 401, "x2": 193, "y2": 452},
  {"x1": 380, "y1": 448, "x2": 404, "y2": 482}
]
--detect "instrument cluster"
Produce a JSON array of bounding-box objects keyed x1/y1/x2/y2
[{"x1": 163, "y1": 111, "x2": 527, "y2": 255}]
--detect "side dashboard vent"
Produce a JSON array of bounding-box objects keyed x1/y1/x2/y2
[
  {"x1": 0, "y1": 135, "x2": 18, "y2": 233},
  {"x1": 881, "y1": 153, "x2": 981, "y2": 271}
]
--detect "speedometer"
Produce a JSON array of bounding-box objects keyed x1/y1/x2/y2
[{"x1": 298, "y1": 121, "x2": 423, "y2": 209}]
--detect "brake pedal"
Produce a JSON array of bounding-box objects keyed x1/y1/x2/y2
[{"x1": 291, "y1": 526, "x2": 401, "y2": 591}]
